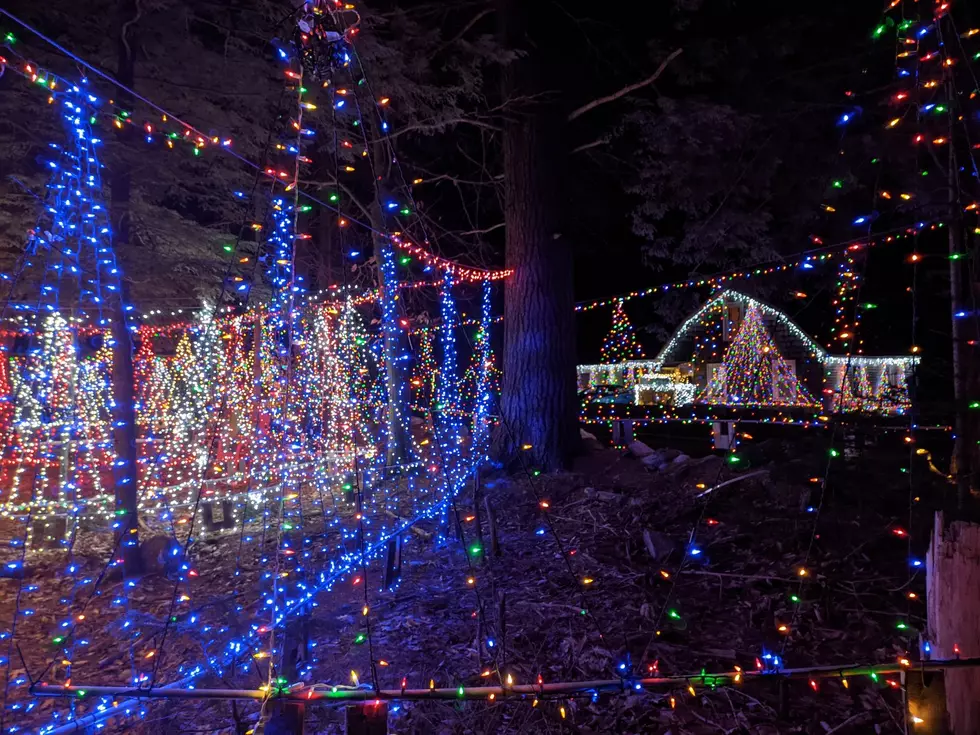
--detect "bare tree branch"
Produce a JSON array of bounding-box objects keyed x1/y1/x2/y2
[
  {"x1": 570, "y1": 137, "x2": 610, "y2": 155},
  {"x1": 415, "y1": 172, "x2": 503, "y2": 187},
  {"x1": 567, "y1": 48, "x2": 683, "y2": 122},
  {"x1": 435, "y1": 8, "x2": 494, "y2": 54},
  {"x1": 459, "y1": 222, "x2": 504, "y2": 236},
  {"x1": 381, "y1": 117, "x2": 500, "y2": 142}
]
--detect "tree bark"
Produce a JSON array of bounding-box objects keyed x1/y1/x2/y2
[
  {"x1": 495, "y1": 0, "x2": 579, "y2": 471},
  {"x1": 110, "y1": 0, "x2": 141, "y2": 575},
  {"x1": 927, "y1": 511, "x2": 980, "y2": 733}
]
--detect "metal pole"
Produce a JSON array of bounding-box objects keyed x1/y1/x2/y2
[
  {"x1": 31, "y1": 658, "x2": 980, "y2": 705},
  {"x1": 36, "y1": 674, "x2": 197, "y2": 735}
]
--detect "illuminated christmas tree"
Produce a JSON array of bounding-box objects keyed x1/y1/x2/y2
[
  {"x1": 834, "y1": 363, "x2": 874, "y2": 413},
  {"x1": 600, "y1": 301, "x2": 645, "y2": 363},
  {"x1": 707, "y1": 303, "x2": 816, "y2": 407}
]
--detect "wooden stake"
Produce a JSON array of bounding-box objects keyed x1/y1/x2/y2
[
  {"x1": 472, "y1": 471, "x2": 485, "y2": 553},
  {"x1": 485, "y1": 496, "x2": 500, "y2": 557},
  {"x1": 904, "y1": 669, "x2": 950, "y2": 734},
  {"x1": 927, "y1": 511, "x2": 980, "y2": 733},
  {"x1": 383, "y1": 535, "x2": 401, "y2": 589}
]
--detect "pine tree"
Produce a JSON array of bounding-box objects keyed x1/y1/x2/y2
[{"x1": 600, "y1": 301, "x2": 646, "y2": 364}]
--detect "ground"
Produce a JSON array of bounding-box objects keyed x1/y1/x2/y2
[{"x1": 1, "y1": 427, "x2": 948, "y2": 734}]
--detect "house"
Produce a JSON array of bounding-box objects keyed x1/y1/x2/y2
[{"x1": 577, "y1": 290, "x2": 915, "y2": 416}]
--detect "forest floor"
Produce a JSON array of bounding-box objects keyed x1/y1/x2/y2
[{"x1": 2, "y1": 428, "x2": 952, "y2": 735}]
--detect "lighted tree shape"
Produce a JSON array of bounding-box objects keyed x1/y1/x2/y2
[
  {"x1": 601, "y1": 301, "x2": 646, "y2": 363},
  {"x1": 834, "y1": 363, "x2": 874, "y2": 413},
  {"x1": 707, "y1": 303, "x2": 816, "y2": 407},
  {"x1": 873, "y1": 363, "x2": 910, "y2": 414}
]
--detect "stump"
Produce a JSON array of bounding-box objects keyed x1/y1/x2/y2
[{"x1": 927, "y1": 511, "x2": 980, "y2": 733}]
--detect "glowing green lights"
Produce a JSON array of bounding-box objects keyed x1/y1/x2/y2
[{"x1": 354, "y1": 633, "x2": 367, "y2": 644}]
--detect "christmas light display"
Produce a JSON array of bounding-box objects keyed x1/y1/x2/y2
[
  {"x1": 2, "y1": 0, "x2": 974, "y2": 731},
  {"x1": 704, "y1": 303, "x2": 817, "y2": 407},
  {"x1": 600, "y1": 301, "x2": 645, "y2": 363},
  {"x1": 578, "y1": 291, "x2": 915, "y2": 417},
  {"x1": 574, "y1": 223, "x2": 938, "y2": 313},
  {"x1": 0, "y1": 8, "x2": 512, "y2": 731}
]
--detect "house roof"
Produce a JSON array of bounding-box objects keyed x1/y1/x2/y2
[{"x1": 578, "y1": 289, "x2": 917, "y2": 373}]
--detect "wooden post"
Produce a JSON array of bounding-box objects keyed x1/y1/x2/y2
[
  {"x1": 927, "y1": 511, "x2": 980, "y2": 733},
  {"x1": 264, "y1": 608, "x2": 308, "y2": 734},
  {"x1": 383, "y1": 535, "x2": 401, "y2": 589},
  {"x1": 265, "y1": 699, "x2": 305, "y2": 735},
  {"x1": 485, "y1": 496, "x2": 500, "y2": 557},
  {"x1": 265, "y1": 521, "x2": 309, "y2": 734},
  {"x1": 346, "y1": 702, "x2": 388, "y2": 735},
  {"x1": 111, "y1": 295, "x2": 141, "y2": 575},
  {"x1": 905, "y1": 669, "x2": 950, "y2": 734},
  {"x1": 472, "y1": 470, "x2": 485, "y2": 554},
  {"x1": 109, "y1": 0, "x2": 141, "y2": 577}
]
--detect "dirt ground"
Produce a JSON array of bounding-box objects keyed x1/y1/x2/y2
[{"x1": 0, "y1": 428, "x2": 951, "y2": 734}]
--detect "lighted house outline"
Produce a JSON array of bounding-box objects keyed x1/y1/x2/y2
[{"x1": 577, "y1": 290, "x2": 916, "y2": 415}]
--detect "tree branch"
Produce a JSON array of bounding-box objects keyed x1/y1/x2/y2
[
  {"x1": 435, "y1": 8, "x2": 494, "y2": 55},
  {"x1": 570, "y1": 137, "x2": 610, "y2": 155},
  {"x1": 381, "y1": 117, "x2": 500, "y2": 142},
  {"x1": 567, "y1": 48, "x2": 683, "y2": 122},
  {"x1": 459, "y1": 222, "x2": 505, "y2": 236}
]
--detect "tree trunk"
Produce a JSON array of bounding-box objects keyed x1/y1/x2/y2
[
  {"x1": 495, "y1": 0, "x2": 579, "y2": 472},
  {"x1": 927, "y1": 511, "x2": 980, "y2": 733},
  {"x1": 110, "y1": 0, "x2": 141, "y2": 575},
  {"x1": 376, "y1": 236, "x2": 412, "y2": 466}
]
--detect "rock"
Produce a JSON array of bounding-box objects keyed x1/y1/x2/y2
[
  {"x1": 580, "y1": 428, "x2": 603, "y2": 452},
  {"x1": 628, "y1": 440, "x2": 656, "y2": 458},
  {"x1": 140, "y1": 534, "x2": 182, "y2": 575},
  {"x1": 643, "y1": 529, "x2": 677, "y2": 561}
]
